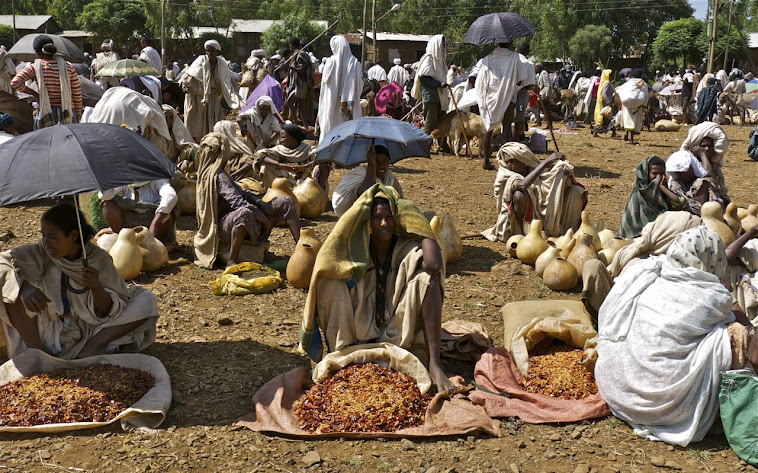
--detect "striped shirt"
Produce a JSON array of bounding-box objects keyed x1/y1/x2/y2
[{"x1": 11, "y1": 59, "x2": 82, "y2": 114}]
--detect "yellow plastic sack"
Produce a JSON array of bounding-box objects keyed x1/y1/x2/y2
[
  {"x1": 501, "y1": 300, "x2": 597, "y2": 375},
  {"x1": 209, "y1": 262, "x2": 282, "y2": 296}
]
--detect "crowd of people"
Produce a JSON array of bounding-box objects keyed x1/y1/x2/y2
[{"x1": 0, "y1": 29, "x2": 758, "y2": 452}]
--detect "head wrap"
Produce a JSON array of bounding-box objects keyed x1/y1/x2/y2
[
  {"x1": 0, "y1": 113, "x2": 13, "y2": 130},
  {"x1": 495, "y1": 142, "x2": 541, "y2": 172},
  {"x1": 252, "y1": 49, "x2": 265, "y2": 58},
  {"x1": 271, "y1": 54, "x2": 281, "y2": 61},
  {"x1": 0, "y1": 48, "x2": 6, "y2": 61},
  {"x1": 204, "y1": 40, "x2": 222, "y2": 51},
  {"x1": 101, "y1": 39, "x2": 114, "y2": 49},
  {"x1": 282, "y1": 123, "x2": 306, "y2": 143},
  {"x1": 665, "y1": 226, "x2": 727, "y2": 279},
  {"x1": 393, "y1": 58, "x2": 401, "y2": 65},
  {"x1": 665, "y1": 150, "x2": 706, "y2": 177},
  {"x1": 212, "y1": 120, "x2": 253, "y2": 157}
]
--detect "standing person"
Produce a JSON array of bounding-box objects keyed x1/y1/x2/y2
[
  {"x1": 137, "y1": 38, "x2": 162, "y2": 73},
  {"x1": 583, "y1": 67, "x2": 602, "y2": 124},
  {"x1": 535, "y1": 62, "x2": 551, "y2": 127},
  {"x1": 180, "y1": 40, "x2": 242, "y2": 141},
  {"x1": 695, "y1": 77, "x2": 721, "y2": 125},
  {"x1": 284, "y1": 38, "x2": 314, "y2": 127},
  {"x1": 367, "y1": 61, "x2": 388, "y2": 84},
  {"x1": 268, "y1": 53, "x2": 282, "y2": 81},
  {"x1": 316, "y1": 35, "x2": 363, "y2": 192},
  {"x1": 615, "y1": 69, "x2": 648, "y2": 145},
  {"x1": 514, "y1": 42, "x2": 535, "y2": 142},
  {"x1": 387, "y1": 57, "x2": 409, "y2": 87},
  {"x1": 0, "y1": 46, "x2": 16, "y2": 94},
  {"x1": 591, "y1": 69, "x2": 616, "y2": 138},
  {"x1": 91, "y1": 39, "x2": 120, "y2": 89},
  {"x1": 412, "y1": 35, "x2": 449, "y2": 136},
  {"x1": 475, "y1": 41, "x2": 525, "y2": 170},
  {"x1": 10, "y1": 35, "x2": 82, "y2": 129},
  {"x1": 680, "y1": 69, "x2": 694, "y2": 126}
]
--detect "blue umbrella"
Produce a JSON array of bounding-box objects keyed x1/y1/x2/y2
[{"x1": 313, "y1": 117, "x2": 432, "y2": 167}]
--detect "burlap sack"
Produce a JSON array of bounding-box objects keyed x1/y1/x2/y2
[
  {"x1": 469, "y1": 348, "x2": 610, "y2": 423},
  {"x1": 440, "y1": 320, "x2": 493, "y2": 362},
  {"x1": 0, "y1": 349, "x2": 171, "y2": 433},
  {"x1": 501, "y1": 300, "x2": 598, "y2": 375}
]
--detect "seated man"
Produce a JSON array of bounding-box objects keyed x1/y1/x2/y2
[
  {"x1": 0, "y1": 203, "x2": 158, "y2": 359},
  {"x1": 665, "y1": 150, "x2": 723, "y2": 216},
  {"x1": 482, "y1": 143, "x2": 586, "y2": 242},
  {"x1": 331, "y1": 143, "x2": 403, "y2": 217},
  {"x1": 194, "y1": 133, "x2": 300, "y2": 268},
  {"x1": 299, "y1": 185, "x2": 454, "y2": 393}
]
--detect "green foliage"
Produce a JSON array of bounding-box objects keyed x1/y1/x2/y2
[
  {"x1": 77, "y1": 0, "x2": 147, "y2": 49},
  {"x1": 47, "y1": 0, "x2": 91, "y2": 30},
  {"x1": 0, "y1": 25, "x2": 13, "y2": 48},
  {"x1": 196, "y1": 32, "x2": 232, "y2": 57},
  {"x1": 569, "y1": 25, "x2": 613, "y2": 70},
  {"x1": 260, "y1": 12, "x2": 329, "y2": 58},
  {"x1": 652, "y1": 18, "x2": 704, "y2": 68}
]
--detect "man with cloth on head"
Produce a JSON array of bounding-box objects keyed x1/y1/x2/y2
[
  {"x1": 388, "y1": 57, "x2": 409, "y2": 87},
  {"x1": 0, "y1": 46, "x2": 17, "y2": 94},
  {"x1": 91, "y1": 39, "x2": 120, "y2": 89},
  {"x1": 180, "y1": 39, "x2": 243, "y2": 141},
  {"x1": 475, "y1": 41, "x2": 527, "y2": 170},
  {"x1": 412, "y1": 35, "x2": 449, "y2": 136},
  {"x1": 367, "y1": 61, "x2": 388, "y2": 85},
  {"x1": 137, "y1": 38, "x2": 162, "y2": 73}
]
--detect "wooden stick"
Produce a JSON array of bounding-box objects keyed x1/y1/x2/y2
[
  {"x1": 274, "y1": 20, "x2": 341, "y2": 74},
  {"x1": 538, "y1": 96, "x2": 559, "y2": 153},
  {"x1": 448, "y1": 86, "x2": 471, "y2": 157},
  {"x1": 401, "y1": 101, "x2": 422, "y2": 121}
]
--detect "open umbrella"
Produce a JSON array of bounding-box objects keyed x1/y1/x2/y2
[
  {"x1": 313, "y1": 117, "x2": 432, "y2": 167},
  {"x1": 462, "y1": 12, "x2": 536, "y2": 46},
  {"x1": 95, "y1": 59, "x2": 160, "y2": 77},
  {"x1": 658, "y1": 84, "x2": 682, "y2": 96},
  {"x1": 7, "y1": 34, "x2": 85, "y2": 62},
  {"x1": 241, "y1": 74, "x2": 284, "y2": 113},
  {"x1": 618, "y1": 67, "x2": 633, "y2": 78},
  {"x1": 77, "y1": 75, "x2": 104, "y2": 108},
  {"x1": 746, "y1": 79, "x2": 758, "y2": 94}
]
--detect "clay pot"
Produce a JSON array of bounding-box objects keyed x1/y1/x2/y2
[
  {"x1": 701, "y1": 202, "x2": 736, "y2": 247},
  {"x1": 96, "y1": 230, "x2": 118, "y2": 253},
  {"x1": 535, "y1": 241, "x2": 561, "y2": 278},
  {"x1": 177, "y1": 186, "x2": 196, "y2": 215},
  {"x1": 575, "y1": 211, "x2": 602, "y2": 250},
  {"x1": 293, "y1": 177, "x2": 327, "y2": 219},
  {"x1": 567, "y1": 233, "x2": 598, "y2": 275},
  {"x1": 109, "y1": 228, "x2": 142, "y2": 280},
  {"x1": 741, "y1": 205, "x2": 758, "y2": 233},
  {"x1": 263, "y1": 177, "x2": 301, "y2": 217},
  {"x1": 133, "y1": 226, "x2": 168, "y2": 272},
  {"x1": 430, "y1": 213, "x2": 463, "y2": 264},
  {"x1": 543, "y1": 257, "x2": 579, "y2": 291},
  {"x1": 506, "y1": 234, "x2": 525, "y2": 259},
  {"x1": 516, "y1": 220, "x2": 549, "y2": 265},
  {"x1": 737, "y1": 207, "x2": 749, "y2": 220},
  {"x1": 286, "y1": 228, "x2": 322, "y2": 288},
  {"x1": 724, "y1": 203, "x2": 742, "y2": 238},
  {"x1": 598, "y1": 229, "x2": 617, "y2": 249}
]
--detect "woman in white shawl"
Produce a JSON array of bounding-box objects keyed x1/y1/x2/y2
[
  {"x1": 238, "y1": 95, "x2": 283, "y2": 151},
  {"x1": 595, "y1": 226, "x2": 755, "y2": 447},
  {"x1": 680, "y1": 121, "x2": 730, "y2": 203},
  {"x1": 0, "y1": 46, "x2": 16, "y2": 94},
  {"x1": 180, "y1": 40, "x2": 243, "y2": 141},
  {"x1": 162, "y1": 104, "x2": 197, "y2": 163},
  {"x1": 411, "y1": 35, "x2": 449, "y2": 135}
]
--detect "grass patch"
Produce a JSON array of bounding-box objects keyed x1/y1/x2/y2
[
  {"x1": 347, "y1": 456, "x2": 365, "y2": 467},
  {"x1": 604, "y1": 416, "x2": 625, "y2": 428},
  {"x1": 687, "y1": 449, "x2": 714, "y2": 462}
]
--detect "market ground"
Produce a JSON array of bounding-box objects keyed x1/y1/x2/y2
[{"x1": 0, "y1": 123, "x2": 756, "y2": 473}]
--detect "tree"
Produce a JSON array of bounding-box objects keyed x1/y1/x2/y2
[
  {"x1": 260, "y1": 12, "x2": 329, "y2": 59},
  {"x1": 568, "y1": 25, "x2": 613, "y2": 70},
  {"x1": 48, "y1": 0, "x2": 92, "y2": 29},
  {"x1": 0, "y1": 25, "x2": 13, "y2": 48},
  {"x1": 652, "y1": 18, "x2": 704, "y2": 69},
  {"x1": 77, "y1": 0, "x2": 147, "y2": 55}
]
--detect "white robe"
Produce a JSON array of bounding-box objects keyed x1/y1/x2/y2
[
  {"x1": 411, "y1": 35, "x2": 448, "y2": 109},
  {"x1": 317, "y1": 36, "x2": 363, "y2": 143},
  {"x1": 181, "y1": 54, "x2": 243, "y2": 139},
  {"x1": 475, "y1": 47, "x2": 526, "y2": 132},
  {"x1": 139, "y1": 46, "x2": 163, "y2": 73},
  {"x1": 367, "y1": 64, "x2": 387, "y2": 82},
  {"x1": 387, "y1": 65, "x2": 409, "y2": 87}
]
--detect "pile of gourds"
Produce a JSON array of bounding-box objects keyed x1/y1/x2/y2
[{"x1": 96, "y1": 227, "x2": 169, "y2": 280}]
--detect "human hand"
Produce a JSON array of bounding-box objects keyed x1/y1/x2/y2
[
  {"x1": 440, "y1": 82, "x2": 449, "y2": 89},
  {"x1": 367, "y1": 144, "x2": 377, "y2": 170},
  {"x1": 81, "y1": 267, "x2": 103, "y2": 292},
  {"x1": 545, "y1": 152, "x2": 564, "y2": 165},
  {"x1": 20, "y1": 282, "x2": 50, "y2": 313},
  {"x1": 659, "y1": 174, "x2": 669, "y2": 190}
]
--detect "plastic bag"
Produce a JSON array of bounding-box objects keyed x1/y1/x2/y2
[
  {"x1": 208, "y1": 262, "x2": 282, "y2": 296},
  {"x1": 719, "y1": 369, "x2": 758, "y2": 466}
]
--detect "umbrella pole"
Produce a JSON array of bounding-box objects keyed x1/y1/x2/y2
[
  {"x1": 538, "y1": 97, "x2": 560, "y2": 153},
  {"x1": 448, "y1": 88, "x2": 471, "y2": 157},
  {"x1": 72, "y1": 196, "x2": 89, "y2": 268},
  {"x1": 401, "y1": 101, "x2": 423, "y2": 122}
]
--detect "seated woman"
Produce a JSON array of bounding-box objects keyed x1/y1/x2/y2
[
  {"x1": 619, "y1": 156, "x2": 687, "y2": 238},
  {"x1": 211, "y1": 120, "x2": 256, "y2": 179},
  {"x1": 162, "y1": 104, "x2": 197, "y2": 165},
  {"x1": 0, "y1": 204, "x2": 158, "y2": 360},
  {"x1": 680, "y1": 121, "x2": 730, "y2": 203},
  {"x1": 193, "y1": 133, "x2": 300, "y2": 268},
  {"x1": 231, "y1": 124, "x2": 313, "y2": 189},
  {"x1": 299, "y1": 185, "x2": 453, "y2": 393},
  {"x1": 331, "y1": 143, "x2": 404, "y2": 217},
  {"x1": 238, "y1": 96, "x2": 283, "y2": 151},
  {"x1": 99, "y1": 179, "x2": 179, "y2": 250},
  {"x1": 594, "y1": 226, "x2": 758, "y2": 447},
  {"x1": 665, "y1": 150, "x2": 723, "y2": 216},
  {"x1": 481, "y1": 143, "x2": 586, "y2": 242}
]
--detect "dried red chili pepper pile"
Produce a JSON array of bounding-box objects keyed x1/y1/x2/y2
[
  {"x1": 521, "y1": 342, "x2": 598, "y2": 400},
  {"x1": 0, "y1": 364, "x2": 155, "y2": 426},
  {"x1": 294, "y1": 362, "x2": 431, "y2": 433}
]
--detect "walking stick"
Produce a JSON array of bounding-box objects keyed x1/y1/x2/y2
[
  {"x1": 401, "y1": 101, "x2": 423, "y2": 122},
  {"x1": 273, "y1": 20, "x2": 341, "y2": 74},
  {"x1": 538, "y1": 96, "x2": 560, "y2": 153},
  {"x1": 448, "y1": 87, "x2": 471, "y2": 157}
]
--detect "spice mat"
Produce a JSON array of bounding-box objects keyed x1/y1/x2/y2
[{"x1": 0, "y1": 349, "x2": 171, "y2": 433}]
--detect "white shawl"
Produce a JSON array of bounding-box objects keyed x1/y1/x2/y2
[
  {"x1": 239, "y1": 96, "x2": 283, "y2": 149},
  {"x1": 161, "y1": 104, "x2": 195, "y2": 147},
  {"x1": 35, "y1": 58, "x2": 73, "y2": 122},
  {"x1": 213, "y1": 120, "x2": 254, "y2": 157},
  {"x1": 86, "y1": 86, "x2": 171, "y2": 142},
  {"x1": 317, "y1": 35, "x2": 363, "y2": 142},
  {"x1": 387, "y1": 64, "x2": 409, "y2": 87},
  {"x1": 411, "y1": 35, "x2": 448, "y2": 108},
  {"x1": 184, "y1": 54, "x2": 242, "y2": 109},
  {"x1": 475, "y1": 47, "x2": 524, "y2": 132}
]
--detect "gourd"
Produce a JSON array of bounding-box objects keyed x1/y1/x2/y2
[
  {"x1": 263, "y1": 177, "x2": 301, "y2": 217},
  {"x1": 543, "y1": 257, "x2": 579, "y2": 291},
  {"x1": 177, "y1": 186, "x2": 196, "y2": 215},
  {"x1": 724, "y1": 203, "x2": 742, "y2": 238},
  {"x1": 534, "y1": 241, "x2": 561, "y2": 278},
  {"x1": 429, "y1": 213, "x2": 463, "y2": 264},
  {"x1": 96, "y1": 231, "x2": 118, "y2": 252},
  {"x1": 741, "y1": 205, "x2": 758, "y2": 233},
  {"x1": 575, "y1": 211, "x2": 601, "y2": 250},
  {"x1": 701, "y1": 202, "x2": 736, "y2": 247},
  {"x1": 109, "y1": 228, "x2": 142, "y2": 280},
  {"x1": 134, "y1": 226, "x2": 169, "y2": 272},
  {"x1": 737, "y1": 207, "x2": 749, "y2": 221},
  {"x1": 506, "y1": 234, "x2": 525, "y2": 259},
  {"x1": 516, "y1": 220, "x2": 548, "y2": 265},
  {"x1": 567, "y1": 233, "x2": 598, "y2": 275},
  {"x1": 598, "y1": 229, "x2": 617, "y2": 249},
  {"x1": 292, "y1": 177, "x2": 327, "y2": 219},
  {"x1": 286, "y1": 228, "x2": 322, "y2": 288}
]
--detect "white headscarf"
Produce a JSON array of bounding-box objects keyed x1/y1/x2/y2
[
  {"x1": 411, "y1": 34, "x2": 447, "y2": 106},
  {"x1": 161, "y1": 104, "x2": 194, "y2": 147},
  {"x1": 246, "y1": 95, "x2": 283, "y2": 127},
  {"x1": 665, "y1": 150, "x2": 706, "y2": 177},
  {"x1": 204, "y1": 40, "x2": 222, "y2": 51},
  {"x1": 213, "y1": 120, "x2": 254, "y2": 157},
  {"x1": 317, "y1": 35, "x2": 363, "y2": 142}
]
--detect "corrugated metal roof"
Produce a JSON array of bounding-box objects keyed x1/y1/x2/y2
[
  {"x1": 60, "y1": 30, "x2": 92, "y2": 38},
  {"x1": 0, "y1": 15, "x2": 56, "y2": 31},
  {"x1": 188, "y1": 26, "x2": 231, "y2": 38},
  {"x1": 363, "y1": 31, "x2": 432, "y2": 42},
  {"x1": 230, "y1": 19, "x2": 328, "y2": 33},
  {"x1": 749, "y1": 32, "x2": 758, "y2": 49}
]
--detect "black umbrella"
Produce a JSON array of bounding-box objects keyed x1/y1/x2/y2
[
  {"x1": 0, "y1": 123, "x2": 176, "y2": 261},
  {"x1": 77, "y1": 75, "x2": 104, "y2": 107},
  {"x1": 7, "y1": 34, "x2": 86, "y2": 62},
  {"x1": 462, "y1": 12, "x2": 536, "y2": 46}
]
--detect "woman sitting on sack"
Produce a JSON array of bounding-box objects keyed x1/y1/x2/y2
[
  {"x1": 481, "y1": 143, "x2": 586, "y2": 242},
  {"x1": 665, "y1": 150, "x2": 724, "y2": 216},
  {"x1": 0, "y1": 204, "x2": 158, "y2": 359},
  {"x1": 299, "y1": 184, "x2": 454, "y2": 393},
  {"x1": 238, "y1": 96, "x2": 283, "y2": 151},
  {"x1": 193, "y1": 133, "x2": 300, "y2": 268},
  {"x1": 680, "y1": 122, "x2": 730, "y2": 204}
]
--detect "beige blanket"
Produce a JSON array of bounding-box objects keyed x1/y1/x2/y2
[{"x1": 193, "y1": 133, "x2": 230, "y2": 268}]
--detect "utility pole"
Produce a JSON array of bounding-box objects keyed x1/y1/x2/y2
[
  {"x1": 361, "y1": 0, "x2": 368, "y2": 71},
  {"x1": 707, "y1": 0, "x2": 719, "y2": 73},
  {"x1": 11, "y1": 0, "x2": 16, "y2": 44},
  {"x1": 723, "y1": 0, "x2": 734, "y2": 71},
  {"x1": 161, "y1": 0, "x2": 166, "y2": 67},
  {"x1": 371, "y1": 0, "x2": 376, "y2": 64}
]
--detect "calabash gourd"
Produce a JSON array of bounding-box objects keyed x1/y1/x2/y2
[
  {"x1": 543, "y1": 257, "x2": 579, "y2": 291},
  {"x1": 177, "y1": 186, "x2": 196, "y2": 215},
  {"x1": 741, "y1": 205, "x2": 758, "y2": 233},
  {"x1": 516, "y1": 220, "x2": 548, "y2": 265},
  {"x1": 575, "y1": 211, "x2": 602, "y2": 250},
  {"x1": 534, "y1": 241, "x2": 561, "y2": 278},
  {"x1": 109, "y1": 228, "x2": 142, "y2": 280},
  {"x1": 506, "y1": 234, "x2": 524, "y2": 259},
  {"x1": 429, "y1": 213, "x2": 463, "y2": 264},
  {"x1": 286, "y1": 228, "x2": 322, "y2": 288},
  {"x1": 134, "y1": 226, "x2": 168, "y2": 272},
  {"x1": 293, "y1": 177, "x2": 327, "y2": 219},
  {"x1": 701, "y1": 202, "x2": 736, "y2": 247},
  {"x1": 96, "y1": 231, "x2": 118, "y2": 253},
  {"x1": 598, "y1": 229, "x2": 617, "y2": 249},
  {"x1": 567, "y1": 233, "x2": 598, "y2": 275},
  {"x1": 737, "y1": 207, "x2": 749, "y2": 221},
  {"x1": 263, "y1": 178, "x2": 301, "y2": 217},
  {"x1": 724, "y1": 203, "x2": 742, "y2": 238}
]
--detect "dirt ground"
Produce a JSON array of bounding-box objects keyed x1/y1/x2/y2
[{"x1": 0, "y1": 122, "x2": 757, "y2": 473}]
